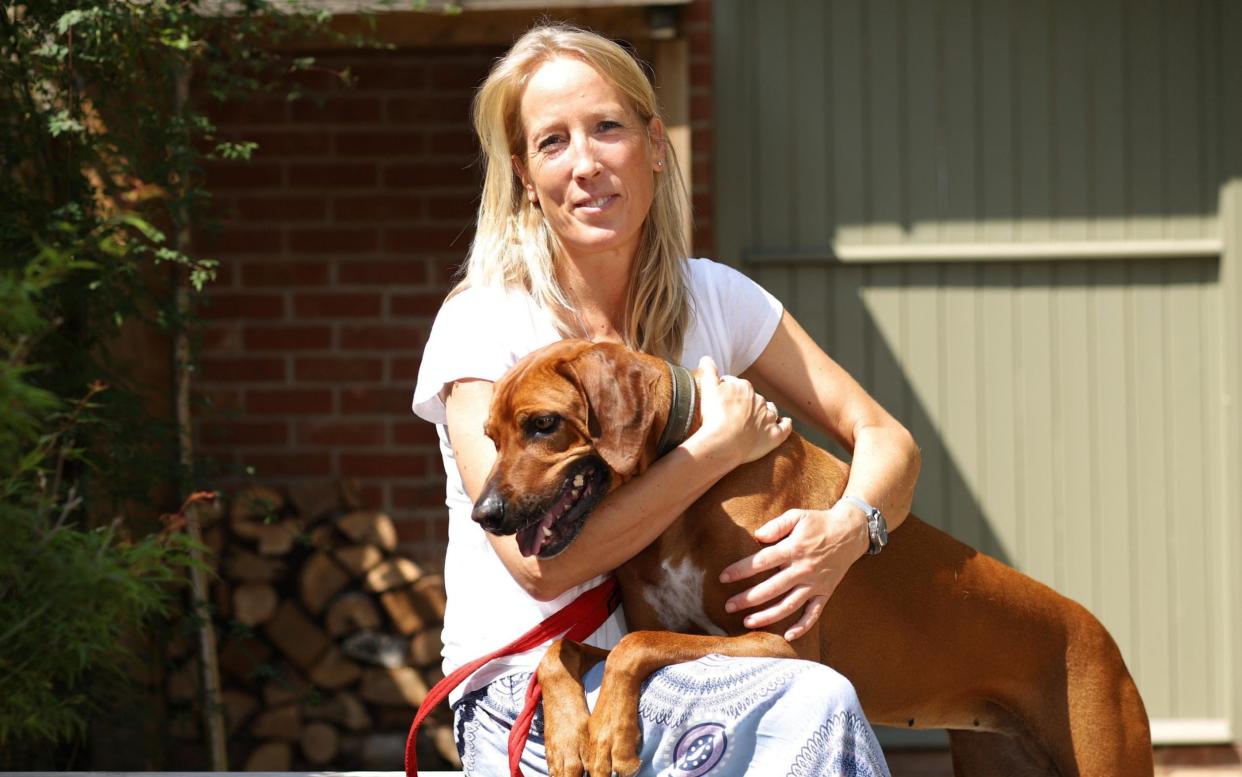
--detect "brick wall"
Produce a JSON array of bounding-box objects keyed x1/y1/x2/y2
[{"x1": 197, "y1": 3, "x2": 714, "y2": 564}]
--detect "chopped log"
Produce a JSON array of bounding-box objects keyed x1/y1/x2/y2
[
  {"x1": 217, "y1": 634, "x2": 272, "y2": 682},
  {"x1": 342, "y1": 629, "x2": 408, "y2": 668},
  {"x1": 233, "y1": 582, "x2": 278, "y2": 626},
  {"x1": 300, "y1": 552, "x2": 351, "y2": 614},
  {"x1": 166, "y1": 657, "x2": 199, "y2": 702},
  {"x1": 255, "y1": 518, "x2": 301, "y2": 556},
  {"x1": 325, "y1": 591, "x2": 382, "y2": 637},
  {"x1": 365, "y1": 558, "x2": 423, "y2": 593},
  {"x1": 308, "y1": 522, "x2": 338, "y2": 550},
  {"x1": 305, "y1": 690, "x2": 371, "y2": 732},
  {"x1": 408, "y1": 626, "x2": 443, "y2": 668},
  {"x1": 358, "y1": 666, "x2": 428, "y2": 707},
  {"x1": 220, "y1": 689, "x2": 259, "y2": 734},
  {"x1": 337, "y1": 732, "x2": 363, "y2": 758},
  {"x1": 334, "y1": 543, "x2": 384, "y2": 577},
  {"x1": 221, "y1": 548, "x2": 287, "y2": 582},
  {"x1": 165, "y1": 632, "x2": 193, "y2": 661},
  {"x1": 265, "y1": 600, "x2": 330, "y2": 670},
  {"x1": 230, "y1": 485, "x2": 285, "y2": 540},
  {"x1": 423, "y1": 664, "x2": 445, "y2": 688},
  {"x1": 286, "y1": 479, "x2": 345, "y2": 522},
  {"x1": 252, "y1": 703, "x2": 301, "y2": 740},
  {"x1": 168, "y1": 711, "x2": 198, "y2": 739},
  {"x1": 379, "y1": 587, "x2": 428, "y2": 635},
  {"x1": 212, "y1": 577, "x2": 233, "y2": 621},
  {"x1": 337, "y1": 509, "x2": 397, "y2": 551},
  {"x1": 373, "y1": 705, "x2": 420, "y2": 729},
  {"x1": 411, "y1": 573, "x2": 447, "y2": 621},
  {"x1": 300, "y1": 720, "x2": 340, "y2": 766},
  {"x1": 262, "y1": 662, "x2": 309, "y2": 706},
  {"x1": 430, "y1": 723, "x2": 462, "y2": 768},
  {"x1": 358, "y1": 732, "x2": 406, "y2": 770},
  {"x1": 309, "y1": 645, "x2": 362, "y2": 690},
  {"x1": 244, "y1": 740, "x2": 292, "y2": 770}
]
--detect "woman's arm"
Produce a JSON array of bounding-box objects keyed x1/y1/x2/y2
[
  {"x1": 722, "y1": 310, "x2": 922, "y2": 640},
  {"x1": 445, "y1": 356, "x2": 792, "y2": 602}
]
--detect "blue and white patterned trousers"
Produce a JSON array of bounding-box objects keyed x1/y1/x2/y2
[{"x1": 452, "y1": 653, "x2": 891, "y2": 777}]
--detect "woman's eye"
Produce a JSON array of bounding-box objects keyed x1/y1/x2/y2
[
  {"x1": 598, "y1": 120, "x2": 622, "y2": 131},
  {"x1": 537, "y1": 135, "x2": 564, "y2": 151}
]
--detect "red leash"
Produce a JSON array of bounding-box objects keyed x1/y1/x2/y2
[{"x1": 404, "y1": 576, "x2": 621, "y2": 777}]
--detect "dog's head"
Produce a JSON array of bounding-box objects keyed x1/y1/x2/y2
[{"x1": 472, "y1": 339, "x2": 667, "y2": 558}]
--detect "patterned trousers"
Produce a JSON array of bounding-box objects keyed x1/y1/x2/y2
[{"x1": 452, "y1": 653, "x2": 891, "y2": 777}]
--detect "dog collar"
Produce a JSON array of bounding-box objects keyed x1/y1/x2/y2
[{"x1": 656, "y1": 361, "x2": 697, "y2": 457}]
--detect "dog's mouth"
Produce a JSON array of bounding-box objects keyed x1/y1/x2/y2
[{"x1": 516, "y1": 459, "x2": 610, "y2": 559}]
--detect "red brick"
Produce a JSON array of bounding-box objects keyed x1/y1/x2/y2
[
  {"x1": 235, "y1": 196, "x2": 327, "y2": 223},
  {"x1": 354, "y1": 482, "x2": 385, "y2": 507},
  {"x1": 244, "y1": 129, "x2": 332, "y2": 156},
  {"x1": 335, "y1": 131, "x2": 425, "y2": 157},
  {"x1": 197, "y1": 387, "x2": 242, "y2": 412},
  {"x1": 392, "y1": 484, "x2": 447, "y2": 510},
  {"x1": 246, "y1": 388, "x2": 333, "y2": 415},
  {"x1": 241, "y1": 261, "x2": 330, "y2": 287},
  {"x1": 198, "y1": 325, "x2": 241, "y2": 354},
  {"x1": 208, "y1": 97, "x2": 289, "y2": 125},
  {"x1": 207, "y1": 226, "x2": 282, "y2": 256},
  {"x1": 393, "y1": 518, "x2": 428, "y2": 544},
  {"x1": 204, "y1": 161, "x2": 283, "y2": 190},
  {"x1": 198, "y1": 293, "x2": 286, "y2": 320},
  {"x1": 293, "y1": 292, "x2": 383, "y2": 318},
  {"x1": 390, "y1": 292, "x2": 444, "y2": 318},
  {"x1": 685, "y1": 0, "x2": 712, "y2": 24},
  {"x1": 427, "y1": 130, "x2": 477, "y2": 156},
  {"x1": 296, "y1": 420, "x2": 387, "y2": 447},
  {"x1": 426, "y1": 195, "x2": 476, "y2": 221},
  {"x1": 291, "y1": 96, "x2": 383, "y2": 123},
  {"x1": 339, "y1": 324, "x2": 424, "y2": 351},
  {"x1": 390, "y1": 357, "x2": 421, "y2": 381},
  {"x1": 426, "y1": 62, "x2": 487, "y2": 90},
  {"x1": 243, "y1": 325, "x2": 332, "y2": 351},
  {"x1": 349, "y1": 62, "x2": 428, "y2": 91},
  {"x1": 198, "y1": 357, "x2": 287, "y2": 383},
  {"x1": 337, "y1": 260, "x2": 428, "y2": 285},
  {"x1": 284, "y1": 67, "x2": 348, "y2": 93},
  {"x1": 384, "y1": 161, "x2": 474, "y2": 188},
  {"x1": 341, "y1": 387, "x2": 413, "y2": 415},
  {"x1": 690, "y1": 94, "x2": 712, "y2": 123},
  {"x1": 288, "y1": 162, "x2": 378, "y2": 188},
  {"x1": 690, "y1": 61, "x2": 712, "y2": 88},
  {"x1": 687, "y1": 22, "x2": 712, "y2": 56},
  {"x1": 241, "y1": 451, "x2": 333, "y2": 478},
  {"x1": 392, "y1": 421, "x2": 438, "y2": 447},
  {"x1": 201, "y1": 421, "x2": 289, "y2": 447},
  {"x1": 341, "y1": 452, "x2": 426, "y2": 478},
  {"x1": 382, "y1": 227, "x2": 464, "y2": 254},
  {"x1": 387, "y1": 95, "x2": 473, "y2": 124},
  {"x1": 294, "y1": 356, "x2": 384, "y2": 382},
  {"x1": 288, "y1": 228, "x2": 378, "y2": 254},
  {"x1": 210, "y1": 262, "x2": 235, "y2": 287},
  {"x1": 334, "y1": 195, "x2": 421, "y2": 223}
]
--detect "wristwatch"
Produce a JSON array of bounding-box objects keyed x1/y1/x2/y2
[{"x1": 839, "y1": 495, "x2": 888, "y2": 555}]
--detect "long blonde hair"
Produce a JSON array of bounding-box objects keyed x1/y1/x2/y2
[{"x1": 456, "y1": 23, "x2": 691, "y2": 360}]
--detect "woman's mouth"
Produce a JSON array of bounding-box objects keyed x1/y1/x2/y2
[{"x1": 576, "y1": 194, "x2": 616, "y2": 212}]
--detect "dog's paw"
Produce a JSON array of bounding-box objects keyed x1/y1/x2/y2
[
  {"x1": 545, "y1": 715, "x2": 589, "y2": 777},
  {"x1": 585, "y1": 704, "x2": 642, "y2": 777}
]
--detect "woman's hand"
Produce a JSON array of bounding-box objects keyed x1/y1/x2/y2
[
  {"x1": 718, "y1": 500, "x2": 870, "y2": 641},
  {"x1": 688, "y1": 356, "x2": 792, "y2": 469}
]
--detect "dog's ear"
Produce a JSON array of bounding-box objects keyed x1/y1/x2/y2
[{"x1": 559, "y1": 344, "x2": 661, "y2": 478}]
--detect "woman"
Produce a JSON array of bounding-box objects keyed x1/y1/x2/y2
[{"x1": 412, "y1": 23, "x2": 920, "y2": 776}]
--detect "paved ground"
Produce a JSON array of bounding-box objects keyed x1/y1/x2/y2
[{"x1": 885, "y1": 747, "x2": 1242, "y2": 776}]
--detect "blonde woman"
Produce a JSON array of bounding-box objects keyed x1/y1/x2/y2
[{"x1": 412, "y1": 23, "x2": 919, "y2": 776}]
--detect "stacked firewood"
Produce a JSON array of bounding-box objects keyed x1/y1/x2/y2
[{"x1": 165, "y1": 481, "x2": 457, "y2": 770}]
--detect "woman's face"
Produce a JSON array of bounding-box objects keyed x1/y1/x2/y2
[{"x1": 515, "y1": 56, "x2": 664, "y2": 267}]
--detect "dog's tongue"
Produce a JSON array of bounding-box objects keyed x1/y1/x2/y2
[{"x1": 516, "y1": 489, "x2": 576, "y2": 557}]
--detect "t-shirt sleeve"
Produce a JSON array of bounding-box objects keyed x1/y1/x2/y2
[
  {"x1": 688, "y1": 259, "x2": 784, "y2": 375},
  {"x1": 411, "y1": 286, "x2": 520, "y2": 425}
]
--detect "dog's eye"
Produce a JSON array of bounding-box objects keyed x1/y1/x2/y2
[{"x1": 527, "y1": 414, "x2": 560, "y2": 436}]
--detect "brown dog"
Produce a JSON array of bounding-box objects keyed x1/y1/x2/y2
[{"x1": 471, "y1": 339, "x2": 1152, "y2": 777}]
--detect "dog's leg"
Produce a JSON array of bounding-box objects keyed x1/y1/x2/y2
[
  {"x1": 948, "y1": 730, "x2": 1060, "y2": 777},
  {"x1": 538, "y1": 639, "x2": 611, "y2": 777},
  {"x1": 585, "y1": 630, "x2": 797, "y2": 777}
]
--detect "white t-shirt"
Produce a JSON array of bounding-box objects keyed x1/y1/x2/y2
[{"x1": 411, "y1": 258, "x2": 783, "y2": 703}]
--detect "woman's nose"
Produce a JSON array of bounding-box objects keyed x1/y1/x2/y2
[{"x1": 569, "y1": 137, "x2": 601, "y2": 179}]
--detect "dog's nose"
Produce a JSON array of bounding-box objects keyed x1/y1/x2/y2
[{"x1": 472, "y1": 491, "x2": 506, "y2": 532}]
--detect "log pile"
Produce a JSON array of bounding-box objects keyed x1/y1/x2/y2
[{"x1": 165, "y1": 480, "x2": 457, "y2": 770}]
